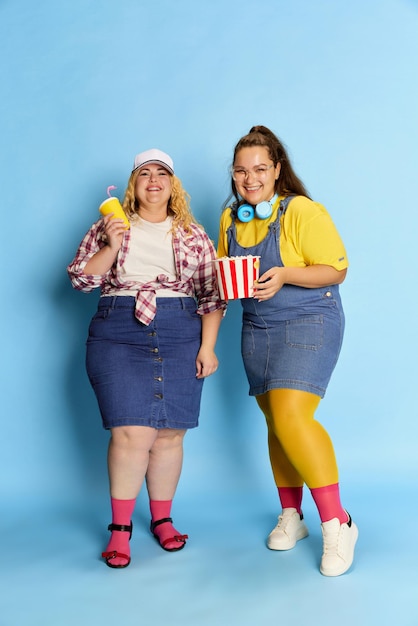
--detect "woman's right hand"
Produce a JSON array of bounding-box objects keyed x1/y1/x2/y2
[
  {"x1": 82, "y1": 215, "x2": 126, "y2": 276},
  {"x1": 103, "y1": 214, "x2": 126, "y2": 252}
]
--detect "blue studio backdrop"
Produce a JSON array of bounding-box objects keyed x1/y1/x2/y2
[{"x1": 1, "y1": 1, "x2": 418, "y2": 625}]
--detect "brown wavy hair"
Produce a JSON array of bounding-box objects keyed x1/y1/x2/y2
[
  {"x1": 121, "y1": 170, "x2": 199, "y2": 233},
  {"x1": 224, "y1": 125, "x2": 311, "y2": 208}
]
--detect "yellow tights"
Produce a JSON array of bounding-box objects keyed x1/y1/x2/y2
[{"x1": 256, "y1": 388, "x2": 339, "y2": 490}]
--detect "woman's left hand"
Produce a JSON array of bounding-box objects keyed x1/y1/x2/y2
[
  {"x1": 253, "y1": 266, "x2": 286, "y2": 301},
  {"x1": 196, "y1": 347, "x2": 219, "y2": 379}
]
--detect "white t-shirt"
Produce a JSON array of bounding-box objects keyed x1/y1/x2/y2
[{"x1": 111, "y1": 215, "x2": 182, "y2": 297}]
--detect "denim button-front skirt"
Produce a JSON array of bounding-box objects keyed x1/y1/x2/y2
[{"x1": 86, "y1": 296, "x2": 203, "y2": 429}]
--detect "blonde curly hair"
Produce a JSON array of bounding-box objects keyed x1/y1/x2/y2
[{"x1": 121, "y1": 170, "x2": 199, "y2": 233}]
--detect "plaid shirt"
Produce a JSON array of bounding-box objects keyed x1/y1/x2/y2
[{"x1": 67, "y1": 218, "x2": 226, "y2": 325}]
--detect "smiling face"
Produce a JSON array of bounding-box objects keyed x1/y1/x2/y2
[
  {"x1": 232, "y1": 146, "x2": 281, "y2": 206},
  {"x1": 134, "y1": 163, "x2": 173, "y2": 217}
]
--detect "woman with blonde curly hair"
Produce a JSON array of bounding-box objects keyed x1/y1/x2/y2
[{"x1": 68, "y1": 149, "x2": 225, "y2": 569}]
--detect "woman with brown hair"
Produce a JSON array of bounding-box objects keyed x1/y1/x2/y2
[{"x1": 218, "y1": 126, "x2": 357, "y2": 576}]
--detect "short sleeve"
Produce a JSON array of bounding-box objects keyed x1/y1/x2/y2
[
  {"x1": 280, "y1": 197, "x2": 348, "y2": 271},
  {"x1": 217, "y1": 209, "x2": 232, "y2": 258}
]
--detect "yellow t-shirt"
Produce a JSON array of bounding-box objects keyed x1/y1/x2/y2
[{"x1": 217, "y1": 195, "x2": 348, "y2": 271}]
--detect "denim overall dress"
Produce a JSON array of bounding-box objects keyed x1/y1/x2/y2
[{"x1": 227, "y1": 196, "x2": 345, "y2": 398}]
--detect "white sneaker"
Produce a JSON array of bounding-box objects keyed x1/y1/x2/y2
[
  {"x1": 320, "y1": 513, "x2": 358, "y2": 577},
  {"x1": 267, "y1": 508, "x2": 309, "y2": 551}
]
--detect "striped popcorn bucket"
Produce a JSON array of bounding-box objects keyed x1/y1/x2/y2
[{"x1": 213, "y1": 256, "x2": 260, "y2": 300}]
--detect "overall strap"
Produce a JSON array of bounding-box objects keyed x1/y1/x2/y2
[{"x1": 278, "y1": 194, "x2": 296, "y2": 215}]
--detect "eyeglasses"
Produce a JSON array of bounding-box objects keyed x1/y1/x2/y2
[{"x1": 231, "y1": 164, "x2": 274, "y2": 181}]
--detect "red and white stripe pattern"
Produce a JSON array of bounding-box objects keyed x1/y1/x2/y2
[{"x1": 213, "y1": 256, "x2": 260, "y2": 300}]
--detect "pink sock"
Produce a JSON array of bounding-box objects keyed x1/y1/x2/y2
[
  {"x1": 103, "y1": 497, "x2": 136, "y2": 567},
  {"x1": 310, "y1": 484, "x2": 348, "y2": 523},
  {"x1": 278, "y1": 486, "x2": 303, "y2": 514},
  {"x1": 150, "y1": 500, "x2": 188, "y2": 551}
]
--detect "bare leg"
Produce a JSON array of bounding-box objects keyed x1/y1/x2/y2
[
  {"x1": 103, "y1": 425, "x2": 158, "y2": 567},
  {"x1": 146, "y1": 428, "x2": 186, "y2": 499},
  {"x1": 146, "y1": 429, "x2": 188, "y2": 551},
  {"x1": 108, "y1": 425, "x2": 158, "y2": 498}
]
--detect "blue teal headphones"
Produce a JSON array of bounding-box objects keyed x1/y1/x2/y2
[{"x1": 237, "y1": 194, "x2": 279, "y2": 222}]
